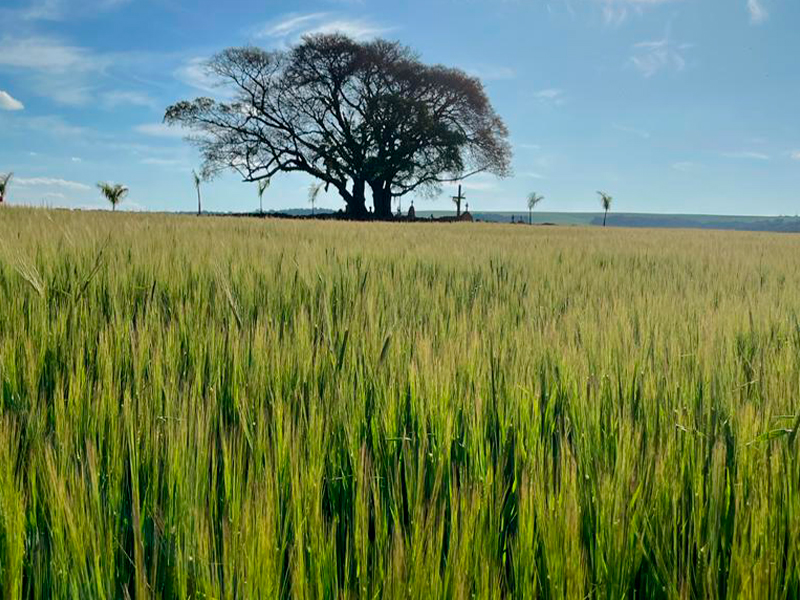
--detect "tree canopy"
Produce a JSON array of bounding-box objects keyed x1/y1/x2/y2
[
  {"x1": 98, "y1": 182, "x2": 128, "y2": 211},
  {"x1": 164, "y1": 34, "x2": 512, "y2": 218}
]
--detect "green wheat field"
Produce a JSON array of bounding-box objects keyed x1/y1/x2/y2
[{"x1": 1, "y1": 207, "x2": 799, "y2": 599}]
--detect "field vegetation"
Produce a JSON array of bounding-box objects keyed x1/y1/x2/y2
[{"x1": 1, "y1": 207, "x2": 799, "y2": 598}]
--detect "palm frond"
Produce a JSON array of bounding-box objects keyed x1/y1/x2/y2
[
  {"x1": 257, "y1": 178, "x2": 271, "y2": 198},
  {"x1": 527, "y1": 192, "x2": 544, "y2": 210},
  {"x1": 98, "y1": 182, "x2": 129, "y2": 209},
  {"x1": 0, "y1": 172, "x2": 12, "y2": 195}
]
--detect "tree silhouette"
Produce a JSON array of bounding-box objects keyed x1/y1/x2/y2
[
  {"x1": 527, "y1": 192, "x2": 544, "y2": 225},
  {"x1": 98, "y1": 182, "x2": 128, "y2": 212},
  {"x1": 192, "y1": 170, "x2": 204, "y2": 216},
  {"x1": 597, "y1": 191, "x2": 612, "y2": 227},
  {"x1": 257, "y1": 178, "x2": 270, "y2": 215},
  {"x1": 0, "y1": 172, "x2": 12, "y2": 204},
  {"x1": 164, "y1": 35, "x2": 512, "y2": 220}
]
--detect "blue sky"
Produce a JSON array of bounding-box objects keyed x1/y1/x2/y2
[{"x1": 0, "y1": 0, "x2": 798, "y2": 215}]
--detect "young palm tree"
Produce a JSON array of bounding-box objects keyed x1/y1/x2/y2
[
  {"x1": 192, "y1": 170, "x2": 203, "y2": 216},
  {"x1": 527, "y1": 192, "x2": 544, "y2": 225},
  {"x1": 0, "y1": 172, "x2": 12, "y2": 204},
  {"x1": 308, "y1": 182, "x2": 323, "y2": 216},
  {"x1": 257, "y1": 178, "x2": 270, "y2": 214},
  {"x1": 98, "y1": 182, "x2": 128, "y2": 211},
  {"x1": 598, "y1": 191, "x2": 613, "y2": 227}
]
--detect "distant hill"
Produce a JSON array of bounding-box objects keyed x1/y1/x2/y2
[
  {"x1": 425, "y1": 211, "x2": 800, "y2": 233},
  {"x1": 195, "y1": 208, "x2": 800, "y2": 233}
]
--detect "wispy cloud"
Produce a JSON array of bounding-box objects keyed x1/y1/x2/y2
[
  {"x1": 255, "y1": 12, "x2": 393, "y2": 43},
  {"x1": 630, "y1": 33, "x2": 692, "y2": 77},
  {"x1": 466, "y1": 65, "x2": 516, "y2": 81},
  {"x1": 0, "y1": 35, "x2": 102, "y2": 72},
  {"x1": 0, "y1": 90, "x2": 24, "y2": 110},
  {"x1": 672, "y1": 161, "x2": 699, "y2": 172},
  {"x1": 0, "y1": 35, "x2": 105, "y2": 106},
  {"x1": 101, "y1": 90, "x2": 158, "y2": 110},
  {"x1": 534, "y1": 88, "x2": 566, "y2": 106},
  {"x1": 747, "y1": 0, "x2": 768, "y2": 24},
  {"x1": 15, "y1": 177, "x2": 92, "y2": 191},
  {"x1": 597, "y1": 0, "x2": 681, "y2": 26},
  {"x1": 789, "y1": 151, "x2": 800, "y2": 161},
  {"x1": 0, "y1": 34, "x2": 169, "y2": 107},
  {"x1": 3, "y1": 114, "x2": 93, "y2": 138},
  {"x1": 16, "y1": 0, "x2": 134, "y2": 22},
  {"x1": 723, "y1": 151, "x2": 770, "y2": 160},
  {"x1": 175, "y1": 57, "x2": 218, "y2": 93},
  {"x1": 613, "y1": 123, "x2": 650, "y2": 139},
  {"x1": 19, "y1": 0, "x2": 64, "y2": 21},
  {"x1": 140, "y1": 157, "x2": 191, "y2": 170},
  {"x1": 134, "y1": 123, "x2": 189, "y2": 139},
  {"x1": 460, "y1": 180, "x2": 498, "y2": 192}
]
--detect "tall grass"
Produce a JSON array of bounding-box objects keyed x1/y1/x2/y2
[{"x1": 1, "y1": 206, "x2": 799, "y2": 598}]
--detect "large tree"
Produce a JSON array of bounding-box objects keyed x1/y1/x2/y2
[{"x1": 164, "y1": 34, "x2": 512, "y2": 219}]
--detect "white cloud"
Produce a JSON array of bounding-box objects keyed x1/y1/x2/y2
[
  {"x1": 534, "y1": 88, "x2": 566, "y2": 106},
  {"x1": 15, "y1": 177, "x2": 92, "y2": 191},
  {"x1": 460, "y1": 180, "x2": 497, "y2": 191},
  {"x1": 17, "y1": 0, "x2": 134, "y2": 21},
  {"x1": 613, "y1": 123, "x2": 650, "y2": 139},
  {"x1": 0, "y1": 35, "x2": 101, "y2": 72},
  {"x1": 521, "y1": 171, "x2": 546, "y2": 179},
  {"x1": 457, "y1": 173, "x2": 500, "y2": 192},
  {"x1": 466, "y1": 65, "x2": 516, "y2": 81},
  {"x1": 0, "y1": 90, "x2": 24, "y2": 110},
  {"x1": 101, "y1": 90, "x2": 157, "y2": 110},
  {"x1": 134, "y1": 123, "x2": 189, "y2": 138},
  {"x1": 789, "y1": 151, "x2": 800, "y2": 161},
  {"x1": 0, "y1": 34, "x2": 165, "y2": 107},
  {"x1": 175, "y1": 58, "x2": 213, "y2": 92},
  {"x1": 71, "y1": 157, "x2": 82, "y2": 163},
  {"x1": 747, "y1": 0, "x2": 768, "y2": 24},
  {"x1": 141, "y1": 157, "x2": 189, "y2": 168},
  {"x1": 672, "y1": 161, "x2": 698, "y2": 171},
  {"x1": 0, "y1": 35, "x2": 106, "y2": 106},
  {"x1": 20, "y1": 0, "x2": 64, "y2": 21},
  {"x1": 6, "y1": 114, "x2": 93, "y2": 138},
  {"x1": 256, "y1": 12, "x2": 393, "y2": 43},
  {"x1": 723, "y1": 151, "x2": 770, "y2": 160},
  {"x1": 597, "y1": 0, "x2": 681, "y2": 25},
  {"x1": 260, "y1": 12, "x2": 329, "y2": 37},
  {"x1": 631, "y1": 37, "x2": 692, "y2": 77}
]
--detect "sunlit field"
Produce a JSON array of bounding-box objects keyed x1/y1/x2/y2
[{"x1": 1, "y1": 207, "x2": 799, "y2": 599}]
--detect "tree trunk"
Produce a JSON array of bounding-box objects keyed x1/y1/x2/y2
[
  {"x1": 371, "y1": 182, "x2": 393, "y2": 220},
  {"x1": 603, "y1": 210, "x2": 607, "y2": 227},
  {"x1": 529, "y1": 209, "x2": 532, "y2": 225},
  {"x1": 197, "y1": 189, "x2": 202, "y2": 216},
  {"x1": 346, "y1": 179, "x2": 368, "y2": 218}
]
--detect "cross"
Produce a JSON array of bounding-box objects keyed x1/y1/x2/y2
[{"x1": 452, "y1": 184, "x2": 467, "y2": 217}]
